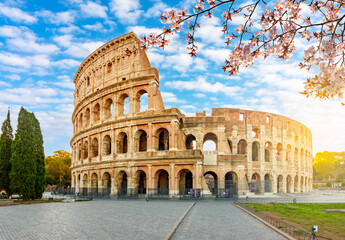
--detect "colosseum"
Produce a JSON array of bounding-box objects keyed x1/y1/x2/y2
[{"x1": 70, "y1": 32, "x2": 313, "y2": 198}]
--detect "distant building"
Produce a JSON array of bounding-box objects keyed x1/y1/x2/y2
[{"x1": 70, "y1": 32, "x2": 313, "y2": 197}]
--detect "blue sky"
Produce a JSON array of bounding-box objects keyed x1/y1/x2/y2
[{"x1": 0, "y1": 0, "x2": 344, "y2": 156}]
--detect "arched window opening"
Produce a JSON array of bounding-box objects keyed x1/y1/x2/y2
[
  {"x1": 264, "y1": 174, "x2": 272, "y2": 192},
  {"x1": 87, "y1": 76, "x2": 90, "y2": 86},
  {"x1": 137, "y1": 171, "x2": 146, "y2": 194},
  {"x1": 137, "y1": 90, "x2": 148, "y2": 112},
  {"x1": 225, "y1": 172, "x2": 237, "y2": 196},
  {"x1": 186, "y1": 134, "x2": 196, "y2": 150},
  {"x1": 117, "y1": 132, "x2": 128, "y2": 153},
  {"x1": 300, "y1": 177, "x2": 304, "y2": 192},
  {"x1": 85, "y1": 108, "x2": 90, "y2": 127},
  {"x1": 158, "y1": 129, "x2": 169, "y2": 151},
  {"x1": 294, "y1": 147, "x2": 298, "y2": 165},
  {"x1": 237, "y1": 139, "x2": 247, "y2": 154},
  {"x1": 228, "y1": 140, "x2": 233, "y2": 154},
  {"x1": 119, "y1": 94, "x2": 129, "y2": 115},
  {"x1": 203, "y1": 133, "x2": 218, "y2": 151},
  {"x1": 203, "y1": 171, "x2": 218, "y2": 195},
  {"x1": 250, "y1": 173, "x2": 261, "y2": 194},
  {"x1": 276, "y1": 143, "x2": 283, "y2": 161},
  {"x1": 179, "y1": 169, "x2": 193, "y2": 195},
  {"x1": 157, "y1": 170, "x2": 169, "y2": 195},
  {"x1": 82, "y1": 174, "x2": 88, "y2": 196},
  {"x1": 91, "y1": 173, "x2": 98, "y2": 195},
  {"x1": 84, "y1": 141, "x2": 88, "y2": 159},
  {"x1": 286, "y1": 175, "x2": 292, "y2": 193},
  {"x1": 78, "y1": 143, "x2": 82, "y2": 160},
  {"x1": 103, "y1": 135, "x2": 111, "y2": 155},
  {"x1": 118, "y1": 171, "x2": 127, "y2": 195},
  {"x1": 92, "y1": 138, "x2": 99, "y2": 157},
  {"x1": 135, "y1": 130, "x2": 147, "y2": 152},
  {"x1": 93, "y1": 103, "x2": 100, "y2": 122},
  {"x1": 252, "y1": 141, "x2": 260, "y2": 161},
  {"x1": 79, "y1": 113, "x2": 83, "y2": 130},
  {"x1": 286, "y1": 144, "x2": 292, "y2": 161},
  {"x1": 294, "y1": 175, "x2": 298, "y2": 192},
  {"x1": 277, "y1": 175, "x2": 283, "y2": 193},
  {"x1": 102, "y1": 172, "x2": 111, "y2": 195},
  {"x1": 265, "y1": 142, "x2": 272, "y2": 162},
  {"x1": 107, "y1": 63, "x2": 112, "y2": 73},
  {"x1": 179, "y1": 118, "x2": 184, "y2": 129},
  {"x1": 252, "y1": 128, "x2": 260, "y2": 138},
  {"x1": 104, "y1": 98, "x2": 113, "y2": 119}
]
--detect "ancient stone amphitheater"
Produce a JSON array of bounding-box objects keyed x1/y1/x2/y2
[{"x1": 70, "y1": 32, "x2": 313, "y2": 198}]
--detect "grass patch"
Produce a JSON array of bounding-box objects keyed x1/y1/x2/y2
[{"x1": 242, "y1": 203, "x2": 345, "y2": 240}]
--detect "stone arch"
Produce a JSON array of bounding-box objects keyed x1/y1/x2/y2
[
  {"x1": 78, "y1": 142, "x2": 82, "y2": 160},
  {"x1": 119, "y1": 93, "x2": 129, "y2": 115},
  {"x1": 203, "y1": 171, "x2": 218, "y2": 195},
  {"x1": 91, "y1": 173, "x2": 98, "y2": 195},
  {"x1": 135, "y1": 170, "x2": 147, "y2": 194},
  {"x1": 103, "y1": 135, "x2": 111, "y2": 155},
  {"x1": 82, "y1": 173, "x2": 88, "y2": 195},
  {"x1": 79, "y1": 113, "x2": 83, "y2": 130},
  {"x1": 85, "y1": 108, "x2": 90, "y2": 127},
  {"x1": 252, "y1": 128, "x2": 260, "y2": 138},
  {"x1": 276, "y1": 143, "x2": 283, "y2": 161},
  {"x1": 305, "y1": 176, "x2": 308, "y2": 192},
  {"x1": 93, "y1": 103, "x2": 100, "y2": 123},
  {"x1": 92, "y1": 138, "x2": 99, "y2": 157},
  {"x1": 251, "y1": 173, "x2": 261, "y2": 194},
  {"x1": 118, "y1": 170, "x2": 128, "y2": 195},
  {"x1": 136, "y1": 89, "x2": 148, "y2": 112},
  {"x1": 117, "y1": 132, "x2": 128, "y2": 153},
  {"x1": 286, "y1": 175, "x2": 292, "y2": 193},
  {"x1": 83, "y1": 140, "x2": 88, "y2": 159},
  {"x1": 102, "y1": 172, "x2": 111, "y2": 195},
  {"x1": 104, "y1": 98, "x2": 113, "y2": 119},
  {"x1": 252, "y1": 141, "x2": 260, "y2": 161},
  {"x1": 156, "y1": 128, "x2": 169, "y2": 151},
  {"x1": 225, "y1": 171, "x2": 237, "y2": 196},
  {"x1": 265, "y1": 142, "x2": 272, "y2": 162},
  {"x1": 294, "y1": 175, "x2": 298, "y2": 192},
  {"x1": 203, "y1": 132, "x2": 218, "y2": 151},
  {"x1": 178, "y1": 169, "x2": 193, "y2": 195},
  {"x1": 294, "y1": 147, "x2": 298, "y2": 166},
  {"x1": 237, "y1": 139, "x2": 247, "y2": 154},
  {"x1": 155, "y1": 169, "x2": 169, "y2": 195},
  {"x1": 300, "y1": 176, "x2": 304, "y2": 192},
  {"x1": 264, "y1": 174, "x2": 272, "y2": 192},
  {"x1": 134, "y1": 130, "x2": 147, "y2": 152},
  {"x1": 186, "y1": 134, "x2": 196, "y2": 150},
  {"x1": 228, "y1": 140, "x2": 233, "y2": 154},
  {"x1": 286, "y1": 144, "x2": 292, "y2": 162},
  {"x1": 300, "y1": 148, "x2": 304, "y2": 170},
  {"x1": 277, "y1": 175, "x2": 283, "y2": 193},
  {"x1": 107, "y1": 62, "x2": 112, "y2": 73}
]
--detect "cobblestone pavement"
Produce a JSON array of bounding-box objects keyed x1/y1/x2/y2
[
  {"x1": 0, "y1": 200, "x2": 192, "y2": 240},
  {"x1": 172, "y1": 201, "x2": 285, "y2": 240}
]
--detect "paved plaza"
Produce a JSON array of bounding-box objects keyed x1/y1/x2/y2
[{"x1": 0, "y1": 200, "x2": 286, "y2": 240}]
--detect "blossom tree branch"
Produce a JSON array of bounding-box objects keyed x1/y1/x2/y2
[{"x1": 140, "y1": 0, "x2": 345, "y2": 104}]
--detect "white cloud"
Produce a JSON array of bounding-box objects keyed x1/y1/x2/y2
[
  {"x1": 53, "y1": 35, "x2": 73, "y2": 47},
  {"x1": 196, "y1": 16, "x2": 224, "y2": 45},
  {"x1": 80, "y1": 1, "x2": 108, "y2": 18},
  {"x1": 52, "y1": 59, "x2": 81, "y2": 69},
  {"x1": 127, "y1": 26, "x2": 161, "y2": 37},
  {"x1": 200, "y1": 48, "x2": 229, "y2": 64},
  {"x1": 64, "y1": 41, "x2": 104, "y2": 58},
  {"x1": 83, "y1": 22, "x2": 104, "y2": 31},
  {"x1": 161, "y1": 53, "x2": 207, "y2": 73},
  {"x1": 144, "y1": 1, "x2": 169, "y2": 18},
  {"x1": 5, "y1": 74, "x2": 21, "y2": 81},
  {"x1": 36, "y1": 10, "x2": 75, "y2": 25},
  {"x1": 161, "y1": 92, "x2": 186, "y2": 103},
  {"x1": 165, "y1": 76, "x2": 242, "y2": 97},
  {"x1": 110, "y1": 0, "x2": 142, "y2": 24},
  {"x1": 193, "y1": 93, "x2": 206, "y2": 98},
  {"x1": 52, "y1": 75, "x2": 75, "y2": 89},
  {"x1": 0, "y1": 52, "x2": 51, "y2": 69},
  {"x1": 0, "y1": 81, "x2": 11, "y2": 87},
  {"x1": 0, "y1": 3, "x2": 37, "y2": 24},
  {"x1": 58, "y1": 25, "x2": 84, "y2": 34}
]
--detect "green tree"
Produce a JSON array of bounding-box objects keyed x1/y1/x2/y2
[
  {"x1": 313, "y1": 151, "x2": 336, "y2": 180},
  {"x1": 0, "y1": 109, "x2": 13, "y2": 196},
  {"x1": 10, "y1": 107, "x2": 36, "y2": 199},
  {"x1": 45, "y1": 150, "x2": 71, "y2": 187},
  {"x1": 30, "y1": 112, "x2": 45, "y2": 198}
]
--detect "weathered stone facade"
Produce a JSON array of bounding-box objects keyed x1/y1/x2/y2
[{"x1": 70, "y1": 32, "x2": 313, "y2": 197}]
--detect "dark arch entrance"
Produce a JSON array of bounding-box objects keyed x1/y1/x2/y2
[
  {"x1": 179, "y1": 170, "x2": 193, "y2": 195},
  {"x1": 119, "y1": 172, "x2": 127, "y2": 195},
  {"x1": 158, "y1": 170, "x2": 169, "y2": 195},
  {"x1": 138, "y1": 171, "x2": 146, "y2": 194},
  {"x1": 203, "y1": 171, "x2": 218, "y2": 195},
  {"x1": 225, "y1": 172, "x2": 237, "y2": 197}
]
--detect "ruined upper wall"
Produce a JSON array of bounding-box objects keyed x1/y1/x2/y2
[{"x1": 73, "y1": 32, "x2": 159, "y2": 105}]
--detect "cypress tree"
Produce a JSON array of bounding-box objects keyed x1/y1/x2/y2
[
  {"x1": 30, "y1": 112, "x2": 45, "y2": 198},
  {"x1": 10, "y1": 107, "x2": 36, "y2": 200},
  {"x1": 0, "y1": 109, "x2": 13, "y2": 196}
]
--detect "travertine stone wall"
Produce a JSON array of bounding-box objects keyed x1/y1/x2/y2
[{"x1": 71, "y1": 32, "x2": 313, "y2": 196}]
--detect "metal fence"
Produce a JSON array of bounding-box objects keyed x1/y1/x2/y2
[{"x1": 264, "y1": 214, "x2": 331, "y2": 240}]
